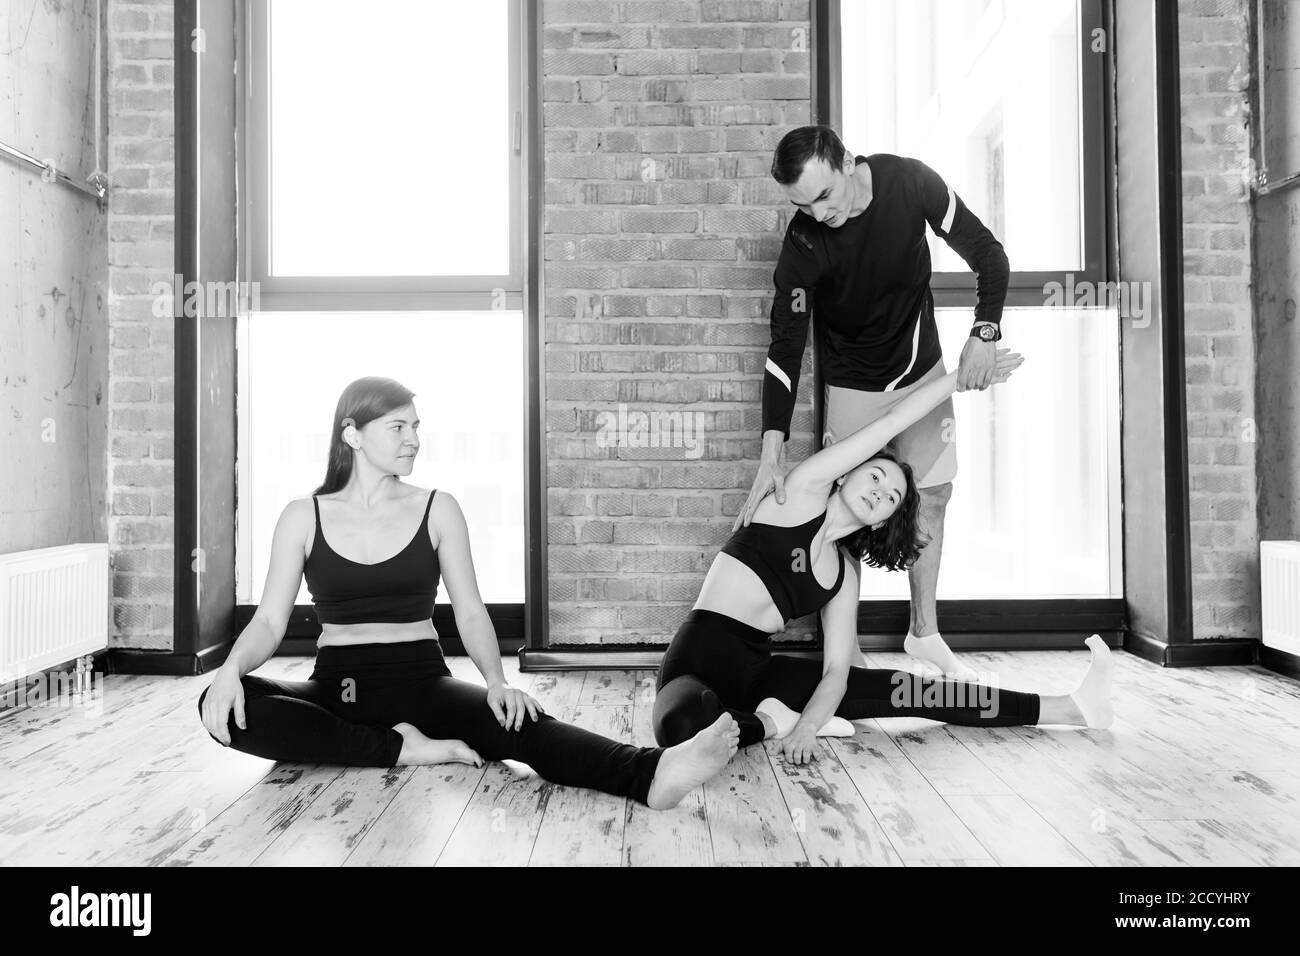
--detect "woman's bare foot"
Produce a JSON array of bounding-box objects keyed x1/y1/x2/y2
[
  {"x1": 646, "y1": 714, "x2": 739, "y2": 810},
  {"x1": 1068, "y1": 635, "x2": 1115, "y2": 729},
  {"x1": 392, "y1": 722, "x2": 484, "y2": 767}
]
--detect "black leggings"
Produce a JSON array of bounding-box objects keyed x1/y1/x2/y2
[
  {"x1": 197, "y1": 640, "x2": 664, "y2": 805},
  {"x1": 653, "y1": 609, "x2": 1042, "y2": 747}
]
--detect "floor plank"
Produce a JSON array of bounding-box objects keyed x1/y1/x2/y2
[
  {"x1": 704, "y1": 739, "x2": 808, "y2": 865},
  {"x1": 943, "y1": 794, "x2": 1094, "y2": 866},
  {"x1": 160, "y1": 763, "x2": 346, "y2": 867},
  {"x1": 767, "y1": 738, "x2": 903, "y2": 866},
  {"x1": 253, "y1": 766, "x2": 413, "y2": 867},
  {"x1": 342, "y1": 763, "x2": 486, "y2": 866},
  {"x1": 622, "y1": 670, "x2": 713, "y2": 866},
  {"x1": 528, "y1": 703, "x2": 631, "y2": 866}
]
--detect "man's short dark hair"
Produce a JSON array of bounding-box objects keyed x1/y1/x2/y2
[{"x1": 770, "y1": 125, "x2": 850, "y2": 186}]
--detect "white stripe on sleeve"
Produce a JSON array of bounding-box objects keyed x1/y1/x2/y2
[
  {"x1": 941, "y1": 186, "x2": 957, "y2": 233},
  {"x1": 765, "y1": 357, "x2": 792, "y2": 391}
]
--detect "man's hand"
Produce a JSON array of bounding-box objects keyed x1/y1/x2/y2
[
  {"x1": 957, "y1": 334, "x2": 998, "y2": 391},
  {"x1": 486, "y1": 682, "x2": 540, "y2": 731},
  {"x1": 779, "y1": 722, "x2": 819, "y2": 765},
  {"x1": 733, "y1": 430, "x2": 788, "y2": 532}
]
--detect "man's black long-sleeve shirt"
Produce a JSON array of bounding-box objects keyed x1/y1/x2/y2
[{"x1": 762, "y1": 153, "x2": 1010, "y2": 440}]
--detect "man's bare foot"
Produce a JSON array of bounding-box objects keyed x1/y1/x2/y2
[
  {"x1": 646, "y1": 714, "x2": 739, "y2": 810},
  {"x1": 393, "y1": 722, "x2": 484, "y2": 767}
]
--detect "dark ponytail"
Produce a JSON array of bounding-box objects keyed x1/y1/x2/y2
[{"x1": 313, "y1": 376, "x2": 416, "y2": 496}]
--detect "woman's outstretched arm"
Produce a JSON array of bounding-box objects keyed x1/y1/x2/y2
[
  {"x1": 791, "y1": 349, "x2": 1022, "y2": 490},
  {"x1": 434, "y1": 491, "x2": 539, "y2": 730}
]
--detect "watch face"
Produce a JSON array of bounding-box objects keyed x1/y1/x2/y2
[{"x1": 978, "y1": 325, "x2": 997, "y2": 341}]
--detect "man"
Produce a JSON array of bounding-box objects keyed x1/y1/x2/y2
[{"x1": 735, "y1": 125, "x2": 1010, "y2": 675}]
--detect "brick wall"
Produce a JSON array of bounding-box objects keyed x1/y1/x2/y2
[
  {"x1": 1178, "y1": 0, "x2": 1259, "y2": 640},
  {"x1": 106, "y1": 0, "x2": 175, "y2": 650},
  {"x1": 543, "y1": 0, "x2": 815, "y2": 645}
]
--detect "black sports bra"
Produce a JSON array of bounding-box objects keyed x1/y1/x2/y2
[
  {"x1": 718, "y1": 509, "x2": 847, "y2": 623},
  {"x1": 303, "y1": 490, "x2": 440, "y2": 626}
]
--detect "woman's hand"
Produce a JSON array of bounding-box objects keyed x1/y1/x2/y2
[
  {"x1": 780, "y1": 722, "x2": 820, "y2": 765},
  {"x1": 990, "y1": 347, "x2": 1024, "y2": 383},
  {"x1": 958, "y1": 341, "x2": 1024, "y2": 391},
  {"x1": 486, "y1": 682, "x2": 540, "y2": 731},
  {"x1": 200, "y1": 665, "x2": 246, "y2": 745}
]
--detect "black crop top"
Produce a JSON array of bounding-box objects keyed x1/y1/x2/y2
[
  {"x1": 718, "y1": 509, "x2": 847, "y2": 623},
  {"x1": 303, "y1": 490, "x2": 441, "y2": 626}
]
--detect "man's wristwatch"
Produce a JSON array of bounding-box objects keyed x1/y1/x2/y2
[{"x1": 970, "y1": 322, "x2": 1002, "y2": 343}]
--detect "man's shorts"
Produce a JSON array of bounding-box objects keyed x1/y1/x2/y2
[{"x1": 821, "y1": 357, "x2": 957, "y2": 489}]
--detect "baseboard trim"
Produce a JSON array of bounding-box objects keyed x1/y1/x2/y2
[
  {"x1": 857, "y1": 630, "x2": 1124, "y2": 651},
  {"x1": 108, "y1": 648, "x2": 202, "y2": 676},
  {"x1": 1260, "y1": 645, "x2": 1300, "y2": 681},
  {"x1": 518, "y1": 631, "x2": 1126, "y2": 671},
  {"x1": 1124, "y1": 631, "x2": 1260, "y2": 667},
  {"x1": 196, "y1": 640, "x2": 233, "y2": 674},
  {"x1": 518, "y1": 647, "x2": 665, "y2": 671}
]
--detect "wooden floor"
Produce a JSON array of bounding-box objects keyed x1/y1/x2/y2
[{"x1": 2, "y1": 647, "x2": 1299, "y2": 866}]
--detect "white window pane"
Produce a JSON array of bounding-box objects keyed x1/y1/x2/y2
[
  {"x1": 269, "y1": 0, "x2": 512, "y2": 277},
  {"x1": 841, "y1": 0, "x2": 1083, "y2": 272},
  {"x1": 237, "y1": 312, "x2": 525, "y2": 606},
  {"x1": 860, "y1": 307, "x2": 1122, "y2": 599}
]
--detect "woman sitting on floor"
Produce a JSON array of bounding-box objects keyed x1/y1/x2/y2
[{"x1": 198, "y1": 376, "x2": 737, "y2": 810}]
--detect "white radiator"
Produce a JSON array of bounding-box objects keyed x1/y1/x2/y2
[
  {"x1": 0, "y1": 544, "x2": 110, "y2": 684},
  {"x1": 1261, "y1": 541, "x2": 1300, "y2": 655}
]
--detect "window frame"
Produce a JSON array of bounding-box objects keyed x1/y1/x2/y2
[
  {"x1": 234, "y1": 0, "x2": 539, "y2": 648},
  {"x1": 819, "y1": 0, "x2": 1111, "y2": 305},
  {"x1": 244, "y1": 0, "x2": 526, "y2": 312},
  {"x1": 813, "y1": 0, "x2": 1124, "y2": 637}
]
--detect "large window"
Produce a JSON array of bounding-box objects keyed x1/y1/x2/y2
[
  {"x1": 237, "y1": 0, "x2": 528, "y2": 613},
  {"x1": 841, "y1": 0, "x2": 1087, "y2": 274},
  {"x1": 235, "y1": 312, "x2": 525, "y2": 605},
  {"x1": 858, "y1": 307, "x2": 1122, "y2": 599},
  {"x1": 832, "y1": 0, "x2": 1121, "y2": 604}
]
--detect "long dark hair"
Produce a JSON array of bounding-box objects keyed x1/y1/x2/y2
[
  {"x1": 770, "y1": 124, "x2": 850, "y2": 185},
  {"x1": 838, "y1": 450, "x2": 930, "y2": 572},
  {"x1": 313, "y1": 376, "x2": 416, "y2": 496}
]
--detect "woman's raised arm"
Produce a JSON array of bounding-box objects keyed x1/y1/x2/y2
[{"x1": 792, "y1": 350, "x2": 1022, "y2": 490}]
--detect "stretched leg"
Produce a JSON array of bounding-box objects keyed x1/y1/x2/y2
[
  {"x1": 197, "y1": 674, "x2": 404, "y2": 766},
  {"x1": 653, "y1": 607, "x2": 781, "y2": 748},
  {"x1": 413, "y1": 676, "x2": 737, "y2": 807},
  {"x1": 754, "y1": 637, "x2": 1114, "y2": 728},
  {"x1": 753, "y1": 653, "x2": 1041, "y2": 727},
  {"x1": 653, "y1": 674, "x2": 768, "y2": 747}
]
